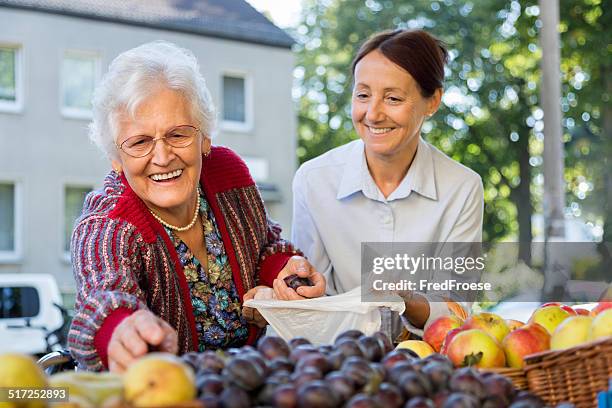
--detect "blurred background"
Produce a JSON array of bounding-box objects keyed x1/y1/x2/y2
[{"x1": 0, "y1": 0, "x2": 609, "y2": 338}]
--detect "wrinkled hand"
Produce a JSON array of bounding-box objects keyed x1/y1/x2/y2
[
  {"x1": 108, "y1": 309, "x2": 178, "y2": 373},
  {"x1": 273, "y1": 256, "x2": 326, "y2": 300},
  {"x1": 242, "y1": 286, "x2": 269, "y2": 328}
]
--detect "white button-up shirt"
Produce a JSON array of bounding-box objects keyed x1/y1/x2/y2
[{"x1": 291, "y1": 138, "x2": 483, "y2": 331}]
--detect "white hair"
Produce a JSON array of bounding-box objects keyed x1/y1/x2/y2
[{"x1": 89, "y1": 41, "x2": 216, "y2": 160}]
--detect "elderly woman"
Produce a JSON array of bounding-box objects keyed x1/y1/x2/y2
[
  {"x1": 68, "y1": 41, "x2": 325, "y2": 372},
  {"x1": 292, "y1": 30, "x2": 483, "y2": 336}
]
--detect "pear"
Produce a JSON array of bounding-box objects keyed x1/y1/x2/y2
[
  {"x1": 123, "y1": 353, "x2": 196, "y2": 407},
  {"x1": 49, "y1": 395, "x2": 94, "y2": 408},
  {"x1": 0, "y1": 353, "x2": 47, "y2": 408},
  {"x1": 48, "y1": 372, "x2": 123, "y2": 407}
]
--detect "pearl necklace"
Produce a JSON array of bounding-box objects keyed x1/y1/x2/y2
[{"x1": 148, "y1": 188, "x2": 201, "y2": 232}]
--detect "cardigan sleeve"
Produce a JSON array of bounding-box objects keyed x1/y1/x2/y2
[
  {"x1": 67, "y1": 215, "x2": 148, "y2": 371},
  {"x1": 256, "y1": 216, "x2": 303, "y2": 288}
]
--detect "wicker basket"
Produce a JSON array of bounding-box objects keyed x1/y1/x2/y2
[
  {"x1": 483, "y1": 367, "x2": 529, "y2": 390},
  {"x1": 523, "y1": 336, "x2": 612, "y2": 408}
]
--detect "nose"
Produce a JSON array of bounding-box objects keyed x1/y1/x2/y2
[
  {"x1": 365, "y1": 99, "x2": 385, "y2": 123},
  {"x1": 150, "y1": 137, "x2": 175, "y2": 166}
]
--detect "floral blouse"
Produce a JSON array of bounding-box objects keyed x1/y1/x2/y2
[{"x1": 163, "y1": 188, "x2": 249, "y2": 351}]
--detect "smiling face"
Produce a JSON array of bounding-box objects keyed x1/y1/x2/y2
[
  {"x1": 111, "y1": 87, "x2": 210, "y2": 221},
  {"x1": 351, "y1": 50, "x2": 441, "y2": 161}
]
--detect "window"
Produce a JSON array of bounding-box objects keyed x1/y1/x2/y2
[
  {"x1": 0, "y1": 287, "x2": 40, "y2": 319},
  {"x1": 61, "y1": 51, "x2": 99, "y2": 118},
  {"x1": 222, "y1": 73, "x2": 252, "y2": 131},
  {"x1": 0, "y1": 45, "x2": 22, "y2": 112},
  {"x1": 64, "y1": 186, "x2": 92, "y2": 253},
  {"x1": 0, "y1": 183, "x2": 15, "y2": 254}
]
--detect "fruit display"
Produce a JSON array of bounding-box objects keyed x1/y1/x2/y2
[{"x1": 421, "y1": 301, "x2": 612, "y2": 369}]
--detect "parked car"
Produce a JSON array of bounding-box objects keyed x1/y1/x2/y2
[{"x1": 0, "y1": 274, "x2": 68, "y2": 355}]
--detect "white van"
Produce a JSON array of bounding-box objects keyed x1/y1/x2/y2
[{"x1": 0, "y1": 274, "x2": 66, "y2": 355}]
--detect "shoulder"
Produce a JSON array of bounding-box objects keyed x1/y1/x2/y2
[
  {"x1": 203, "y1": 145, "x2": 255, "y2": 193},
  {"x1": 294, "y1": 140, "x2": 360, "y2": 187},
  {"x1": 426, "y1": 141, "x2": 482, "y2": 192}
]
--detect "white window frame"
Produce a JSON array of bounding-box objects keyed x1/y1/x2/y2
[
  {"x1": 220, "y1": 70, "x2": 253, "y2": 133},
  {"x1": 0, "y1": 43, "x2": 24, "y2": 114},
  {"x1": 60, "y1": 49, "x2": 101, "y2": 120},
  {"x1": 0, "y1": 178, "x2": 22, "y2": 263},
  {"x1": 61, "y1": 182, "x2": 94, "y2": 262}
]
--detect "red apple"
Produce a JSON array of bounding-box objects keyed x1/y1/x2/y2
[
  {"x1": 462, "y1": 312, "x2": 510, "y2": 343},
  {"x1": 440, "y1": 327, "x2": 465, "y2": 355},
  {"x1": 529, "y1": 306, "x2": 572, "y2": 334},
  {"x1": 502, "y1": 323, "x2": 551, "y2": 368},
  {"x1": 446, "y1": 329, "x2": 506, "y2": 368},
  {"x1": 590, "y1": 302, "x2": 612, "y2": 316},
  {"x1": 574, "y1": 308, "x2": 590, "y2": 316},
  {"x1": 505, "y1": 319, "x2": 525, "y2": 331},
  {"x1": 424, "y1": 315, "x2": 463, "y2": 352}
]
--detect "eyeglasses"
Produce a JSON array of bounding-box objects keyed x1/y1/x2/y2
[{"x1": 116, "y1": 125, "x2": 200, "y2": 158}]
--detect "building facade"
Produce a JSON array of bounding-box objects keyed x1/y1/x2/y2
[{"x1": 0, "y1": 0, "x2": 297, "y2": 294}]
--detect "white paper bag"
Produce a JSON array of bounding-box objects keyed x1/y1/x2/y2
[{"x1": 243, "y1": 286, "x2": 405, "y2": 345}]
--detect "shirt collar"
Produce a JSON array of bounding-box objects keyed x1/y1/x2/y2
[{"x1": 336, "y1": 138, "x2": 438, "y2": 201}]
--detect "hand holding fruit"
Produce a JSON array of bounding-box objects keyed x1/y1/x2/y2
[
  {"x1": 273, "y1": 255, "x2": 326, "y2": 300},
  {"x1": 108, "y1": 309, "x2": 178, "y2": 373},
  {"x1": 242, "y1": 286, "x2": 270, "y2": 328}
]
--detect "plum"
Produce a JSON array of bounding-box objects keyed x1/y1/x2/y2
[
  {"x1": 219, "y1": 385, "x2": 250, "y2": 408},
  {"x1": 397, "y1": 371, "x2": 433, "y2": 399},
  {"x1": 257, "y1": 336, "x2": 290, "y2": 359},
  {"x1": 267, "y1": 357, "x2": 294, "y2": 374},
  {"x1": 197, "y1": 350, "x2": 226, "y2": 374},
  {"x1": 422, "y1": 361, "x2": 453, "y2": 392},
  {"x1": 273, "y1": 384, "x2": 298, "y2": 408},
  {"x1": 358, "y1": 335, "x2": 385, "y2": 362},
  {"x1": 449, "y1": 367, "x2": 486, "y2": 400},
  {"x1": 442, "y1": 392, "x2": 480, "y2": 408},
  {"x1": 372, "y1": 331, "x2": 394, "y2": 354},
  {"x1": 327, "y1": 350, "x2": 346, "y2": 371},
  {"x1": 482, "y1": 372, "x2": 515, "y2": 404},
  {"x1": 382, "y1": 350, "x2": 414, "y2": 370},
  {"x1": 284, "y1": 274, "x2": 313, "y2": 290},
  {"x1": 290, "y1": 344, "x2": 319, "y2": 363},
  {"x1": 335, "y1": 329, "x2": 365, "y2": 343},
  {"x1": 341, "y1": 356, "x2": 377, "y2": 387},
  {"x1": 326, "y1": 371, "x2": 357, "y2": 403},
  {"x1": 386, "y1": 360, "x2": 417, "y2": 385},
  {"x1": 372, "y1": 382, "x2": 403, "y2": 408},
  {"x1": 198, "y1": 394, "x2": 222, "y2": 408},
  {"x1": 291, "y1": 366, "x2": 323, "y2": 387},
  {"x1": 295, "y1": 352, "x2": 330, "y2": 374},
  {"x1": 289, "y1": 337, "x2": 312, "y2": 349},
  {"x1": 222, "y1": 356, "x2": 264, "y2": 391},
  {"x1": 336, "y1": 338, "x2": 366, "y2": 359},
  {"x1": 196, "y1": 373, "x2": 225, "y2": 396},
  {"x1": 296, "y1": 380, "x2": 339, "y2": 408},
  {"x1": 345, "y1": 394, "x2": 381, "y2": 408},
  {"x1": 405, "y1": 396, "x2": 436, "y2": 408}
]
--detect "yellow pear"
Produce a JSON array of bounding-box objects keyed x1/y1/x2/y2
[
  {"x1": 49, "y1": 395, "x2": 94, "y2": 408},
  {"x1": 550, "y1": 315, "x2": 593, "y2": 350},
  {"x1": 123, "y1": 353, "x2": 196, "y2": 407},
  {"x1": 396, "y1": 340, "x2": 435, "y2": 358},
  {"x1": 0, "y1": 353, "x2": 47, "y2": 408},
  {"x1": 588, "y1": 308, "x2": 612, "y2": 340},
  {"x1": 48, "y1": 371, "x2": 123, "y2": 407}
]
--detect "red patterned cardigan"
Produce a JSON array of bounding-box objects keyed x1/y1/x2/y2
[{"x1": 67, "y1": 146, "x2": 299, "y2": 371}]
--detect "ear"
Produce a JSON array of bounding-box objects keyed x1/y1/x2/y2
[
  {"x1": 201, "y1": 136, "x2": 212, "y2": 155},
  {"x1": 427, "y1": 88, "x2": 443, "y2": 116},
  {"x1": 111, "y1": 159, "x2": 123, "y2": 174}
]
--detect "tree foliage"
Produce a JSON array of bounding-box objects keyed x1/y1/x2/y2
[{"x1": 291, "y1": 0, "x2": 609, "y2": 245}]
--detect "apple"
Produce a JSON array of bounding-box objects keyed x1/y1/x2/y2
[
  {"x1": 574, "y1": 308, "x2": 590, "y2": 316},
  {"x1": 588, "y1": 308, "x2": 612, "y2": 340},
  {"x1": 502, "y1": 323, "x2": 551, "y2": 368},
  {"x1": 590, "y1": 302, "x2": 612, "y2": 316},
  {"x1": 528, "y1": 306, "x2": 572, "y2": 335},
  {"x1": 440, "y1": 327, "x2": 465, "y2": 355},
  {"x1": 462, "y1": 312, "x2": 510, "y2": 343},
  {"x1": 505, "y1": 319, "x2": 525, "y2": 331},
  {"x1": 540, "y1": 302, "x2": 577, "y2": 316},
  {"x1": 550, "y1": 315, "x2": 593, "y2": 350},
  {"x1": 395, "y1": 340, "x2": 435, "y2": 358},
  {"x1": 123, "y1": 353, "x2": 196, "y2": 407},
  {"x1": 424, "y1": 315, "x2": 463, "y2": 352},
  {"x1": 446, "y1": 329, "x2": 506, "y2": 368}
]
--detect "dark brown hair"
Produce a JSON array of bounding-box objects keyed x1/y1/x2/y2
[{"x1": 351, "y1": 29, "x2": 448, "y2": 98}]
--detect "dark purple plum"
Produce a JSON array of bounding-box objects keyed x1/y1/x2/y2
[
  {"x1": 296, "y1": 380, "x2": 339, "y2": 408},
  {"x1": 509, "y1": 390, "x2": 545, "y2": 407},
  {"x1": 482, "y1": 372, "x2": 515, "y2": 404},
  {"x1": 273, "y1": 384, "x2": 298, "y2": 408},
  {"x1": 196, "y1": 373, "x2": 225, "y2": 396},
  {"x1": 284, "y1": 274, "x2": 313, "y2": 290},
  {"x1": 449, "y1": 367, "x2": 486, "y2": 400},
  {"x1": 198, "y1": 394, "x2": 222, "y2": 408},
  {"x1": 404, "y1": 396, "x2": 435, "y2": 408},
  {"x1": 394, "y1": 347, "x2": 420, "y2": 359},
  {"x1": 382, "y1": 350, "x2": 414, "y2": 370},
  {"x1": 345, "y1": 394, "x2": 381, "y2": 408},
  {"x1": 386, "y1": 360, "x2": 417, "y2": 385},
  {"x1": 197, "y1": 350, "x2": 226, "y2": 374},
  {"x1": 327, "y1": 350, "x2": 346, "y2": 371},
  {"x1": 422, "y1": 361, "x2": 453, "y2": 392},
  {"x1": 222, "y1": 356, "x2": 264, "y2": 391},
  {"x1": 397, "y1": 371, "x2": 433, "y2": 399},
  {"x1": 341, "y1": 356, "x2": 377, "y2": 388},
  {"x1": 442, "y1": 392, "x2": 480, "y2": 408},
  {"x1": 289, "y1": 337, "x2": 312, "y2": 349},
  {"x1": 289, "y1": 344, "x2": 319, "y2": 363},
  {"x1": 335, "y1": 330, "x2": 365, "y2": 343},
  {"x1": 372, "y1": 331, "x2": 394, "y2": 354},
  {"x1": 219, "y1": 385, "x2": 250, "y2": 408},
  {"x1": 257, "y1": 336, "x2": 291, "y2": 359},
  {"x1": 267, "y1": 357, "x2": 294, "y2": 373},
  {"x1": 291, "y1": 366, "x2": 323, "y2": 388},
  {"x1": 336, "y1": 338, "x2": 366, "y2": 359},
  {"x1": 358, "y1": 335, "x2": 385, "y2": 362},
  {"x1": 373, "y1": 382, "x2": 403, "y2": 408},
  {"x1": 325, "y1": 371, "x2": 356, "y2": 403},
  {"x1": 295, "y1": 352, "x2": 330, "y2": 374}
]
